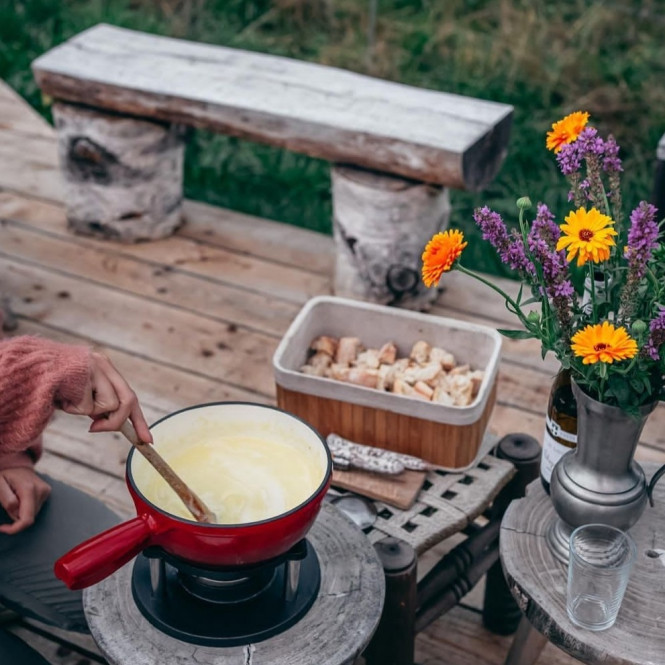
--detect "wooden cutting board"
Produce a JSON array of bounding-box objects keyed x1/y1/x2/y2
[{"x1": 331, "y1": 468, "x2": 427, "y2": 510}]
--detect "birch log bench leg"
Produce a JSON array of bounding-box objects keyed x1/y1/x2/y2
[{"x1": 32, "y1": 23, "x2": 513, "y2": 309}]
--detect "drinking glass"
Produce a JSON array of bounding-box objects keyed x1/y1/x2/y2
[{"x1": 567, "y1": 524, "x2": 636, "y2": 631}]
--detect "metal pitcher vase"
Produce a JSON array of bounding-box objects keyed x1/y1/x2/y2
[{"x1": 546, "y1": 379, "x2": 657, "y2": 564}]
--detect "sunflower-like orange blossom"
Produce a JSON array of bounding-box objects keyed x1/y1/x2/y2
[
  {"x1": 546, "y1": 111, "x2": 590, "y2": 153},
  {"x1": 421, "y1": 230, "x2": 468, "y2": 288},
  {"x1": 571, "y1": 322, "x2": 638, "y2": 364},
  {"x1": 556, "y1": 207, "x2": 617, "y2": 266}
]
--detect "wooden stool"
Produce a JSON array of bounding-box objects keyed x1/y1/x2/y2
[
  {"x1": 501, "y1": 462, "x2": 665, "y2": 665},
  {"x1": 83, "y1": 503, "x2": 384, "y2": 665}
]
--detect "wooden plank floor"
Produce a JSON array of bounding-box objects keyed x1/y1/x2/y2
[{"x1": 1, "y1": 79, "x2": 663, "y2": 665}]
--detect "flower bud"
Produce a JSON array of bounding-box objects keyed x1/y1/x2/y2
[
  {"x1": 516, "y1": 197, "x2": 532, "y2": 211},
  {"x1": 631, "y1": 320, "x2": 647, "y2": 335},
  {"x1": 527, "y1": 310, "x2": 540, "y2": 323}
]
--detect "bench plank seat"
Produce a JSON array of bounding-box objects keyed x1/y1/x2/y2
[{"x1": 32, "y1": 24, "x2": 512, "y2": 190}]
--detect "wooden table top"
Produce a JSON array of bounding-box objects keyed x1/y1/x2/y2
[{"x1": 500, "y1": 461, "x2": 665, "y2": 665}]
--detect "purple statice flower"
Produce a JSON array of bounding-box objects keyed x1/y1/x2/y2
[
  {"x1": 473, "y1": 207, "x2": 535, "y2": 276},
  {"x1": 625, "y1": 201, "x2": 659, "y2": 281},
  {"x1": 527, "y1": 204, "x2": 573, "y2": 336},
  {"x1": 643, "y1": 308, "x2": 665, "y2": 361}
]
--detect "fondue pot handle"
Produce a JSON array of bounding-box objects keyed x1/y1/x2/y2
[{"x1": 54, "y1": 516, "x2": 156, "y2": 590}]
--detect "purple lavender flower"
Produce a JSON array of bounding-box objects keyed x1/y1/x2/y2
[
  {"x1": 557, "y1": 141, "x2": 583, "y2": 176},
  {"x1": 556, "y1": 128, "x2": 604, "y2": 177},
  {"x1": 619, "y1": 201, "x2": 659, "y2": 321},
  {"x1": 644, "y1": 308, "x2": 665, "y2": 361},
  {"x1": 527, "y1": 204, "x2": 573, "y2": 335},
  {"x1": 473, "y1": 207, "x2": 535, "y2": 275},
  {"x1": 625, "y1": 201, "x2": 659, "y2": 281},
  {"x1": 575, "y1": 127, "x2": 605, "y2": 157},
  {"x1": 603, "y1": 135, "x2": 623, "y2": 173},
  {"x1": 531, "y1": 203, "x2": 560, "y2": 247}
]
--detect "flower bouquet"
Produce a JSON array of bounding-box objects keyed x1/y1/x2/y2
[{"x1": 422, "y1": 111, "x2": 664, "y2": 415}]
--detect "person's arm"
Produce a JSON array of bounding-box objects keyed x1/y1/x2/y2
[
  {"x1": 0, "y1": 336, "x2": 152, "y2": 452},
  {"x1": 0, "y1": 336, "x2": 152, "y2": 534},
  {"x1": 0, "y1": 336, "x2": 90, "y2": 453}
]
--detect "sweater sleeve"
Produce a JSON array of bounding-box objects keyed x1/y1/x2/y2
[{"x1": 0, "y1": 336, "x2": 91, "y2": 455}]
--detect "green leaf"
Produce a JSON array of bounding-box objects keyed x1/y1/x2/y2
[
  {"x1": 608, "y1": 374, "x2": 631, "y2": 404},
  {"x1": 497, "y1": 329, "x2": 534, "y2": 339}
]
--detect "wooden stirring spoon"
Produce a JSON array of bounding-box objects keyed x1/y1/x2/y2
[{"x1": 120, "y1": 421, "x2": 217, "y2": 524}]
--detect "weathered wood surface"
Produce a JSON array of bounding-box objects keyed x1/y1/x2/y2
[
  {"x1": 332, "y1": 165, "x2": 450, "y2": 308},
  {"x1": 52, "y1": 102, "x2": 185, "y2": 241},
  {"x1": 501, "y1": 464, "x2": 665, "y2": 665},
  {"x1": 0, "y1": 78, "x2": 626, "y2": 665},
  {"x1": 32, "y1": 24, "x2": 513, "y2": 190},
  {"x1": 83, "y1": 503, "x2": 384, "y2": 665}
]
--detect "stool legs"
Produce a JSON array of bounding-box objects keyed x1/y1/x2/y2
[
  {"x1": 483, "y1": 434, "x2": 541, "y2": 634},
  {"x1": 503, "y1": 616, "x2": 547, "y2": 665},
  {"x1": 364, "y1": 537, "x2": 417, "y2": 665}
]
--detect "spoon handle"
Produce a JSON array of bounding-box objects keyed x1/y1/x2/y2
[{"x1": 120, "y1": 421, "x2": 217, "y2": 524}]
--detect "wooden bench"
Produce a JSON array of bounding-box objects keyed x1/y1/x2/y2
[{"x1": 32, "y1": 23, "x2": 513, "y2": 309}]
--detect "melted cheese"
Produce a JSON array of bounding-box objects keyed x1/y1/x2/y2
[{"x1": 132, "y1": 433, "x2": 326, "y2": 524}]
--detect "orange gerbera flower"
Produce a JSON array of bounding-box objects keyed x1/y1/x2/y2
[
  {"x1": 556, "y1": 207, "x2": 617, "y2": 266},
  {"x1": 571, "y1": 322, "x2": 638, "y2": 364},
  {"x1": 546, "y1": 111, "x2": 590, "y2": 153},
  {"x1": 421, "y1": 230, "x2": 467, "y2": 288}
]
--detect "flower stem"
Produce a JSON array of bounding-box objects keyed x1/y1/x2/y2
[
  {"x1": 587, "y1": 263, "x2": 597, "y2": 323},
  {"x1": 456, "y1": 264, "x2": 533, "y2": 330}
]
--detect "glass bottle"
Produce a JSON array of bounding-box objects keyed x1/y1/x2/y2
[{"x1": 540, "y1": 368, "x2": 578, "y2": 494}]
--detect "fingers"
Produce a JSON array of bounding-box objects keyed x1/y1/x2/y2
[
  {"x1": 58, "y1": 350, "x2": 153, "y2": 443},
  {"x1": 128, "y1": 403, "x2": 153, "y2": 444},
  {"x1": 0, "y1": 470, "x2": 51, "y2": 535},
  {"x1": 87, "y1": 353, "x2": 153, "y2": 443},
  {"x1": 0, "y1": 475, "x2": 19, "y2": 522}
]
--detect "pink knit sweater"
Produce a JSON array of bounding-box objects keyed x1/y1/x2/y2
[{"x1": 0, "y1": 337, "x2": 91, "y2": 471}]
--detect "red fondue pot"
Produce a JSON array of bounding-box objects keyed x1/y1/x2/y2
[{"x1": 55, "y1": 402, "x2": 332, "y2": 590}]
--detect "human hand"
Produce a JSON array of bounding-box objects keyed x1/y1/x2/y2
[
  {"x1": 0, "y1": 467, "x2": 51, "y2": 534},
  {"x1": 60, "y1": 351, "x2": 153, "y2": 444}
]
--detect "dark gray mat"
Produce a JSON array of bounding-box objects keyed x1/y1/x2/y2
[
  {"x1": 0, "y1": 627, "x2": 51, "y2": 665},
  {"x1": 0, "y1": 475, "x2": 120, "y2": 632}
]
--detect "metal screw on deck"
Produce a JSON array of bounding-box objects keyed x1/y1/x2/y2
[{"x1": 482, "y1": 433, "x2": 541, "y2": 635}]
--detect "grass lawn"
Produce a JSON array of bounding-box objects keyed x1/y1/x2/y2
[{"x1": 2, "y1": 0, "x2": 664, "y2": 276}]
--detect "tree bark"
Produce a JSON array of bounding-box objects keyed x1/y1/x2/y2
[
  {"x1": 332, "y1": 164, "x2": 450, "y2": 310},
  {"x1": 53, "y1": 102, "x2": 185, "y2": 242}
]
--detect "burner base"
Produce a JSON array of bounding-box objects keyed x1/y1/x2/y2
[{"x1": 131, "y1": 540, "x2": 320, "y2": 646}]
